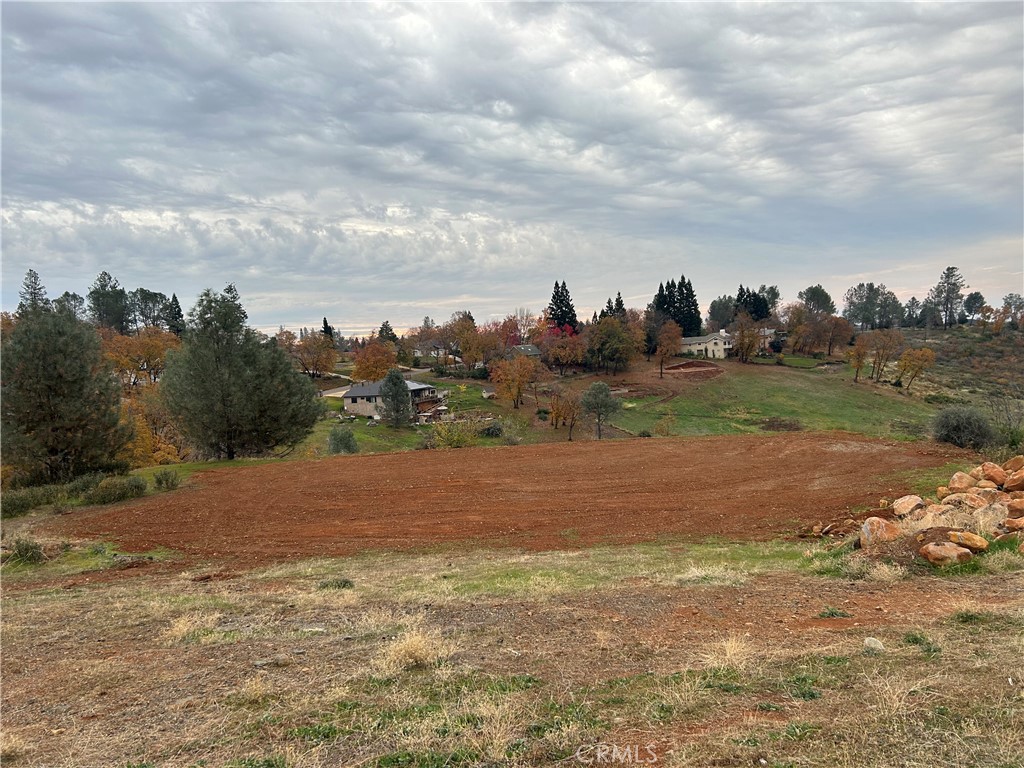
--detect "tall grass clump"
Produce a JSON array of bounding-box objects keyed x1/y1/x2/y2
[
  {"x1": 327, "y1": 425, "x2": 359, "y2": 455},
  {"x1": 933, "y1": 406, "x2": 996, "y2": 449},
  {"x1": 0, "y1": 473, "x2": 105, "y2": 518},
  {"x1": 83, "y1": 476, "x2": 147, "y2": 505},
  {"x1": 153, "y1": 468, "x2": 181, "y2": 490}
]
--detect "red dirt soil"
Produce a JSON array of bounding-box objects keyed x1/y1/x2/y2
[{"x1": 48, "y1": 434, "x2": 964, "y2": 567}]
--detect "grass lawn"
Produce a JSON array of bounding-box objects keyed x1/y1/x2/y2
[{"x1": 613, "y1": 362, "x2": 937, "y2": 439}]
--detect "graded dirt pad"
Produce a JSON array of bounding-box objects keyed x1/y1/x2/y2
[{"x1": 51, "y1": 434, "x2": 962, "y2": 566}]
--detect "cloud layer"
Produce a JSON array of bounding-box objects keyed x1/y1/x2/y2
[{"x1": 3, "y1": 2, "x2": 1021, "y2": 332}]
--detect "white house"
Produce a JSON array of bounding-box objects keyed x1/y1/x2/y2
[
  {"x1": 344, "y1": 379, "x2": 439, "y2": 418},
  {"x1": 680, "y1": 331, "x2": 732, "y2": 359}
]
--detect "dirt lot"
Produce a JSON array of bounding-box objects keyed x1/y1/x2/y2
[{"x1": 49, "y1": 433, "x2": 964, "y2": 567}]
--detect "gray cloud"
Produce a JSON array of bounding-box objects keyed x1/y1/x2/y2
[{"x1": 3, "y1": 2, "x2": 1021, "y2": 332}]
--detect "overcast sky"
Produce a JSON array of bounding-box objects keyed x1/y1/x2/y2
[{"x1": 3, "y1": 2, "x2": 1022, "y2": 334}]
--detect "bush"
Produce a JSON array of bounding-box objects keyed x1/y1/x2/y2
[
  {"x1": 933, "y1": 406, "x2": 997, "y2": 449},
  {"x1": 430, "y1": 420, "x2": 477, "y2": 449},
  {"x1": 466, "y1": 367, "x2": 489, "y2": 380},
  {"x1": 327, "y1": 425, "x2": 359, "y2": 455},
  {"x1": 84, "y1": 476, "x2": 147, "y2": 505},
  {"x1": 9, "y1": 537, "x2": 46, "y2": 564},
  {"x1": 638, "y1": 430, "x2": 653, "y2": 438},
  {"x1": 478, "y1": 421, "x2": 503, "y2": 438},
  {"x1": 0, "y1": 473, "x2": 106, "y2": 518},
  {"x1": 535, "y1": 408, "x2": 550, "y2": 422},
  {"x1": 153, "y1": 469, "x2": 181, "y2": 491},
  {"x1": 318, "y1": 577, "x2": 354, "y2": 590}
]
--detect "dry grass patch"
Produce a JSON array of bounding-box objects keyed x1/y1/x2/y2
[
  {"x1": 700, "y1": 634, "x2": 761, "y2": 674},
  {"x1": 372, "y1": 628, "x2": 458, "y2": 677},
  {"x1": 675, "y1": 563, "x2": 753, "y2": 587},
  {"x1": 0, "y1": 732, "x2": 32, "y2": 763},
  {"x1": 162, "y1": 611, "x2": 224, "y2": 644}
]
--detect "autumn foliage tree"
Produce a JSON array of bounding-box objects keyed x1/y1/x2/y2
[
  {"x1": 895, "y1": 348, "x2": 936, "y2": 391},
  {"x1": 549, "y1": 386, "x2": 583, "y2": 441},
  {"x1": 353, "y1": 339, "x2": 398, "y2": 381},
  {"x1": 294, "y1": 333, "x2": 338, "y2": 378},
  {"x1": 490, "y1": 355, "x2": 537, "y2": 409},
  {"x1": 847, "y1": 334, "x2": 871, "y2": 382},
  {"x1": 655, "y1": 320, "x2": 682, "y2": 377},
  {"x1": 868, "y1": 329, "x2": 904, "y2": 381}
]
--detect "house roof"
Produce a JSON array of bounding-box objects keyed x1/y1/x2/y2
[
  {"x1": 346, "y1": 379, "x2": 435, "y2": 398},
  {"x1": 512, "y1": 344, "x2": 542, "y2": 356},
  {"x1": 681, "y1": 332, "x2": 731, "y2": 345}
]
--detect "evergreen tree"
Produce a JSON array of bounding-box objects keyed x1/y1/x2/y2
[
  {"x1": 928, "y1": 266, "x2": 967, "y2": 328},
  {"x1": 1, "y1": 306, "x2": 129, "y2": 483},
  {"x1": 321, "y1": 317, "x2": 334, "y2": 339},
  {"x1": 757, "y1": 285, "x2": 781, "y2": 315},
  {"x1": 677, "y1": 276, "x2": 702, "y2": 336},
  {"x1": 735, "y1": 285, "x2": 770, "y2": 322},
  {"x1": 378, "y1": 320, "x2": 399, "y2": 343},
  {"x1": 613, "y1": 292, "x2": 626, "y2": 319},
  {"x1": 127, "y1": 287, "x2": 168, "y2": 332},
  {"x1": 53, "y1": 291, "x2": 86, "y2": 320},
  {"x1": 707, "y1": 295, "x2": 736, "y2": 330},
  {"x1": 797, "y1": 285, "x2": 836, "y2": 315},
  {"x1": 161, "y1": 286, "x2": 322, "y2": 459},
  {"x1": 903, "y1": 297, "x2": 921, "y2": 325},
  {"x1": 17, "y1": 269, "x2": 51, "y2": 315},
  {"x1": 378, "y1": 368, "x2": 413, "y2": 428},
  {"x1": 87, "y1": 271, "x2": 130, "y2": 333},
  {"x1": 163, "y1": 294, "x2": 185, "y2": 336},
  {"x1": 581, "y1": 381, "x2": 621, "y2": 440},
  {"x1": 547, "y1": 281, "x2": 579, "y2": 331}
]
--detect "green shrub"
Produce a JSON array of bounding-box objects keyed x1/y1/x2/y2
[
  {"x1": 430, "y1": 421, "x2": 477, "y2": 449},
  {"x1": 933, "y1": 406, "x2": 997, "y2": 449},
  {"x1": 327, "y1": 425, "x2": 359, "y2": 455},
  {"x1": 9, "y1": 537, "x2": 45, "y2": 564},
  {"x1": 318, "y1": 577, "x2": 354, "y2": 590},
  {"x1": 478, "y1": 421, "x2": 503, "y2": 438},
  {"x1": 84, "y1": 476, "x2": 147, "y2": 505},
  {"x1": 1, "y1": 486, "x2": 50, "y2": 518},
  {"x1": 153, "y1": 469, "x2": 181, "y2": 491},
  {"x1": 638, "y1": 430, "x2": 653, "y2": 438}
]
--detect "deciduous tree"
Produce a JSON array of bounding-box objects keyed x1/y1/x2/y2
[
  {"x1": 895, "y1": 348, "x2": 936, "y2": 391},
  {"x1": 549, "y1": 386, "x2": 582, "y2": 441},
  {"x1": 655, "y1": 320, "x2": 682, "y2": 377},
  {"x1": 848, "y1": 334, "x2": 870, "y2": 382},
  {"x1": 490, "y1": 355, "x2": 537, "y2": 409},
  {"x1": 581, "y1": 381, "x2": 621, "y2": 439},
  {"x1": 353, "y1": 340, "x2": 398, "y2": 381}
]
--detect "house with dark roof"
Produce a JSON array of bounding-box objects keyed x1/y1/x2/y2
[
  {"x1": 511, "y1": 344, "x2": 542, "y2": 359},
  {"x1": 344, "y1": 379, "x2": 439, "y2": 418}
]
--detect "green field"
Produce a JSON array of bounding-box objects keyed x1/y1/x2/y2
[{"x1": 613, "y1": 362, "x2": 937, "y2": 439}]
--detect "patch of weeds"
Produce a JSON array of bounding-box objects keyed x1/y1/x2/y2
[
  {"x1": 821, "y1": 655, "x2": 850, "y2": 666},
  {"x1": 650, "y1": 701, "x2": 675, "y2": 722},
  {"x1": 317, "y1": 577, "x2": 354, "y2": 590},
  {"x1": 733, "y1": 734, "x2": 761, "y2": 747},
  {"x1": 486, "y1": 673, "x2": 542, "y2": 694},
  {"x1": 785, "y1": 673, "x2": 821, "y2": 701},
  {"x1": 756, "y1": 701, "x2": 783, "y2": 712},
  {"x1": 287, "y1": 723, "x2": 341, "y2": 743},
  {"x1": 903, "y1": 631, "x2": 942, "y2": 658},
  {"x1": 698, "y1": 667, "x2": 745, "y2": 694},
  {"x1": 817, "y1": 606, "x2": 853, "y2": 619},
  {"x1": 8, "y1": 538, "x2": 46, "y2": 564},
  {"x1": 376, "y1": 751, "x2": 480, "y2": 768},
  {"x1": 226, "y1": 758, "x2": 287, "y2": 768},
  {"x1": 83, "y1": 476, "x2": 147, "y2": 505},
  {"x1": 372, "y1": 703, "x2": 443, "y2": 733},
  {"x1": 435, "y1": 713, "x2": 484, "y2": 738},
  {"x1": 775, "y1": 722, "x2": 821, "y2": 742},
  {"x1": 527, "y1": 700, "x2": 604, "y2": 739}
]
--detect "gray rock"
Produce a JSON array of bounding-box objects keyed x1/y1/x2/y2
[{"x1": 863, "y1": 637, "x2": 885, "y2": 653}]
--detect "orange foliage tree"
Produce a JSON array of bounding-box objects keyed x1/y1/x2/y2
[
  {"x1": 353, "y1": 340, "x2": 397, "y2": 381},
  {"x1": 490, "y1": 355, "x2": 537, "y2": 409}
]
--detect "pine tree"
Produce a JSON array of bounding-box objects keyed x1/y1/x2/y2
[
  {"x1": 378, "y1": 368, "x2": 413, "y2": 427},
  {"x1": 161, "y1": 286, "x2": 322, "y2": 459},
  {"x1": 613, "y1": 292, "x2": 626, "y2": 318},
  {"x1": 929, "y1": 266, "x2": 967, "y2": 328},
  {"x1": 321, "y1": 317, "x2": 334, "y2": 338},
  {"x1": 87, "y1": 271, "x2": 129, "y2": 333},
  {"x1": 379, "y1": 320, "x2": 399, "y2": 344},
  {"x1": 1, "y1": 306, "x2": 129, "y2": 482},
  {"x1": 163, "y1": 294, "x2": 185, "y2": 336},
  {"x1": 17, "y1": 269, "x2": 51, "y2": 315},
  {"x1": 547, "y1": 281, "x2": 579, "y2": 331}
]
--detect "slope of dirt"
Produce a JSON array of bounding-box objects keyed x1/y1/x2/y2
[{"x1": 49, "y1": 434, "x2": 964, "y2": 566}]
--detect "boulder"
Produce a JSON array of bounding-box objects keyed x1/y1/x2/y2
[
  {"x1": 1003, "y1": 469, "x2": 1024, "y2": 493},
  {"x1": 941, "y1": 493, "x2": 988, "y2": 511},
  {"x1": 976, "y1": 489, "x2": 1010, "y2": 505},
  {"x1": 892, "y1": 495, "x2": 926, "y2": 517},
  {"x1": 1003, "y1": 517, "x2": 1024, "y2": 532},
  {"x1": 976, "y1": 480, "x2": 998, "y2": 490},
  {"x1": 1011, "y1": 491, "x2": 1024, "y2": 500},
  {"x1": 974, "y1": 503, "x2": 1010, "y2": 535},
  {"x1": 948, "y1": 472, "x2": 977, "y2": 494},
  {"x1": 1007, "y1": 498, "x2": 1024, "y2": 516},
  {"x1": 1002, "y1": 455, "x2": 1024, "y2": 473},
  {"x1": 968, "y1": 466, "x2": 985, "y2": 481},
  {"x1": 863, "y1": 637, "x2": 885, "y2": 653},
  {"x1": 859, "y1": 517, "x2": 903, "y2": 550},
  {"x1": 980, "y1": 462, "x2": 1008, "y2": 486},
  {"x1": 947, "y1": 530, "x2": 989, "y2": 553},
  {"x1": 936, "y1": 486, "x2": 951, "y2": 500},
  {"x1": 919, "y1": 542, "x2": 973, "y2": 567}
]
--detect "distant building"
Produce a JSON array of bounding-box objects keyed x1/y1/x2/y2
[
  {"x1": 344, "y1": 379, "x2": 439, "y2": 418},
  {"x1": 680, "y1": 331, "x2": 732, "y2": 359},
  {"x1": 510, "y1": 344, "x2": 542, "y2": 359}
]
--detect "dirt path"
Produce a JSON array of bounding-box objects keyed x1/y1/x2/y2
[{"x1": 46, "y1": 434, "x2": 964, "y2": 567}]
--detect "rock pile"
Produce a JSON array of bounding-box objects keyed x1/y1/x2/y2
[{"x1": 856, "y1": 455, "x2": 1024, "y2": 567}]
